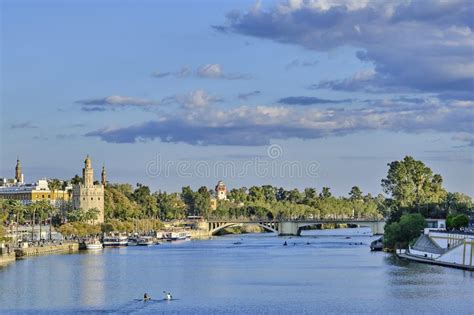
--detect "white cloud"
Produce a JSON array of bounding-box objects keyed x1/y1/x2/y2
[
  {"x1": 87, "y1": 96, "x2": 474, "y2": 146},
  {"x1": 76, "y1": 95, "x2": 159, "y2": 107},
  {"x1": 218, "y1": 0, "x2": 474, "y2": 93},
  {"x1": 176, "y1": 90, "x2": 221, "y2": 109}
]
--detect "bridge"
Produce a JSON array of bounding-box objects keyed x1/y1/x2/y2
[{"x1": 201, "y1": 219, "x2": 385, "y2": 236}]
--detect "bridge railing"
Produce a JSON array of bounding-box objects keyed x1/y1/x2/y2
[{"x1": 206, "y1": 217, "x2": 383, "y2": 223}]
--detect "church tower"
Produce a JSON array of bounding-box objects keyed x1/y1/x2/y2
[
  {"x1": 101, "y1": 165, "x2": 107, "y2": 187},
  {"x1": 15, "y1": 157, "x2": 24, "y2": 184},
  {"x1": 83, "y1": 155, "x2": 94, "y2": 187}
]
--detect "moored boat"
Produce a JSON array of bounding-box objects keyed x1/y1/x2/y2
[
  {"x1": 128, "y1": 236, "x2": 139, "y2": 246},
  {"x1": 137, "y1": 236, "x2": 154, "y2": 246},
  {"x1": 170, "y1": 231, "x2": 187, "y2": 241},
  {"x1": 370, "y1": 237, "x2": 384, "y2": 251},
  {"x1": 103, "y1": 233, "x2": 128, "y2": 247},
  {"x1": 85, "y1": 240, "x2": 103, "y2": 250}
]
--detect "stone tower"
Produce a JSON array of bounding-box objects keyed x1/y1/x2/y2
[
  {"x1": 101, "y1": 165, "x2": 106, "y2": 187},
  {"x1": 72, "y1": 155, "x2": 105, "y2": 224},
  {"x1": 15, "y1": 157, "x2": 24, "y2": 184},
  {"x1": 83, "y1": 155, "x2": 94, "y2": 187}
]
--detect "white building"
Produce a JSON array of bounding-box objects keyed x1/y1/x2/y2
[{"x1": 405, "y1": 228, "x2": 473, "y2": 270}]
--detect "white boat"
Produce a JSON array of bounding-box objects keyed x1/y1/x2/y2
[
  {"x1": 137, "y1": 236, "x2": 154, "y2": 246},
  {"x1": 85, "y1": 240, "x2": 103, "y2": 250},
  {"x1": 128, "y1": 237, "x2": 139, "y2": 246},
  {"x1": 169, "y1": 231, "x2": 187, "y2": 241},
  {"x1": 103, "y1": 234, "x2": 128, "y2": 247}
]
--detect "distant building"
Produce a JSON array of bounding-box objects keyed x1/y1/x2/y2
[
  {"x1": 210, "y1": 198, "x2": 217, "y2": 211},
  {"x1": 101, "y1": 165, "x2": 107, "y2": 187},
  {"x1": 15, "y1": 157, "x2": 24, "y2": 184},
  {"x1": 0, "y1": 157, "x2": 25, "y2": 187},
  {"x1": 215, "y1": 180, "x2": 227, "y2": 201},
  {"x1": 0, "y1": 158, "x2": 71, "y2": 206},
  {"x1": 72, "y1": 155, "x2": 105, "y2": 224}
]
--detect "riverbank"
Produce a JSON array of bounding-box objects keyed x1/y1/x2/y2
[
  {"x1": 14, "y1": 242, "x2": 79, "y2": 259},
  {"x1": 398, "y1": 252, "x2": 474, "y2": 271},
  {"x1": 0, "y1": 252, "x2": 15, "y2": 265}
]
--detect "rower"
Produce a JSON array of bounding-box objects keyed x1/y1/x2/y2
[
  {"x1": 283, "y1": 241, "x2": 287, "y2": 246},
  {"x1": 144, "y1": 293, "x2": 151, "y2": 301},
  {"x1": 163, "y1": 291, "x2": 172, "y2": 300}
]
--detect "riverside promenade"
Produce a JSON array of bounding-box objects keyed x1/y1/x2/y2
[
  {"x1": 14, "y1": 242, "x2": 79, "y2": 258},
  {"x1": 0, "y1": 242, "x2": 79, "y2": 266}
]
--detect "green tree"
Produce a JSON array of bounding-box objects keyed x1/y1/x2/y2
[
  {"x1": 194, "y1": 186, "x2": 211, "y2": 218},
  {"x1": 447, "y1": 214, "x2": 469, "y2": 230},
  {"x1": 384, "y1": 213, "x2": 425, "y2": 249},
  {"x1": 319, "y1": 187, "x2": 332, "y2": 199},
  {"x1": 70, "y1": 174, "x2": 82, "y2": 185},
  {"x1": 382, "y1": 156, "x2": 446, "y2": 209},
  {"x1": 248, "y1": 186, "x2": 264, "y2": 202},
  {"x1": 349, "y1": 186, "x2": 363, "y2": 201},
  {"x1": 181, "y1": 186, "x2": 195, "y2": 216},
  {"x1": 132, "y1": 183, "x2": 158, "y2": 218},
  {"x1": 444, "y1": 192, "x2": 472, "y2": 215}
]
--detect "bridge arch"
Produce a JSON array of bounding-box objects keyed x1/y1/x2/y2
[{"x1": 209, "y1": 222, "x2": 278, "y2": 236}]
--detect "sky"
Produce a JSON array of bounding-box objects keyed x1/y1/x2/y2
[{"x1": 1, "y1": 0, "x2": 473, "y2": 197}]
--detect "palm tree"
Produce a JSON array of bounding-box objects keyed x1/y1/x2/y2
[
  {"x1": 34, "y1": 200, "x2": 52, "y2": 242},
  {"x1": 6, "y1": 200, "x2": 25, "y2": 246},
  {"x1": 26, "y1": 203, "x2": 37, "y2": 242}
]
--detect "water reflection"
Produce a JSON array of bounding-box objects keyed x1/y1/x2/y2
[
  {"x1": 0, "y1": 228, "x2": 472, "y2": 313},
  {"x1": 79, "y1": 251, "x2": 105, "y2": 307}
]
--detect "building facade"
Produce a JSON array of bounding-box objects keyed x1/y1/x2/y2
[
  {"x1": 215, "y1": 180, "x2": 227, "y2": 200},
  {"x1": 72, "y1": 155, "x2": 105, "y2": 224},
  {"x1": 0, "y1": 158, "x2": 71, "y2": 206}
]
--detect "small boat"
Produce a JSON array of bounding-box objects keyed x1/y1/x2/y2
[
  {"x1": 85, "y1": 239, "x2": 103, "y2": 250},
  {"x1": 169, "y1": 231, "x2": 187, "y2": 241},
  {"x1": 103, "y1": 234, "x2": 128, "y2": 247},
  {"x1": 128, "y1": 237, "x2": 139, "y2": 246},
  {"x1": 370, "y1": 237, "x2": 384, "y2": 251},
  {"x1": 137, "y1": 236, "x2": 154, "y2": 246}
]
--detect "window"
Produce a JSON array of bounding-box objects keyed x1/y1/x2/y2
[
  {"x1": 98, "y1": 197, "x2": 100, "y2": 200},
  {"x1": 83, "y1": 197, "x2": 85, "y2": 201},
  {"x1": 91, "y1": 197, "x2": 93, "y2": 200}
]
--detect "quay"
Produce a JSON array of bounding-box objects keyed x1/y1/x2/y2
[
  {"x1": 0, "y1": 252, "x2": 15, "y2": 265},
  {"x1": 398, "y1": 252, "x2": 474, "y2": 271},
  {"x1": 14, "y1": 242, "x2": 79, "y2": 258}
]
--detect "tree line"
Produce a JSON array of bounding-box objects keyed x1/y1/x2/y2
[{"x1": 1, "y1": 156, "x2": 472, "y2": 243}]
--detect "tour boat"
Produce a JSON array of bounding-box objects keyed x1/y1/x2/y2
[
  {"x1": 128, "y1": 237, "x2": 139, "y2": 246},
  {"x1": 169, "y1": 231, "x2": 187, "y2": 241},
  {"x1": 103, "y1": 234, "x2": 128, "y2": 247},
  {"x1": 137, "y1": 236, "x2": 154, "y2": 246},
  {"x1": 85, "y1": 240, "x2": 103, "y2": 250}
]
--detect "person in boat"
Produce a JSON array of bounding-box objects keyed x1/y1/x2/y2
[
  {"x1": 283, "y1": 241, "x2": 287, "y2": 246},
  {"x1": 163, "y1": 291, "x2": 172, "y2": 300},
  {"x1": 144, "y1": 293, "x2": 151, "y2": 301}
]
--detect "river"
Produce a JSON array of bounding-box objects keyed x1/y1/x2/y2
[{"x1": 0, "y1": 228, "x2": 473, "y2": 314}]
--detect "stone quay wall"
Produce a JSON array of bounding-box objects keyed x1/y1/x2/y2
[{"x1": 14, "y1": 242, "x2": 79, "y2": 258}]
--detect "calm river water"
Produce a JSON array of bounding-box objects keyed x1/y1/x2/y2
[{"x1": 0, "y1": 228, "x2": 473, "y2": 314}]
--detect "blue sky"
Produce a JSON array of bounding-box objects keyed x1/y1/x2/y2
[{"x1": 1, "y1": 0, "x2": 473, "y2": 197}]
